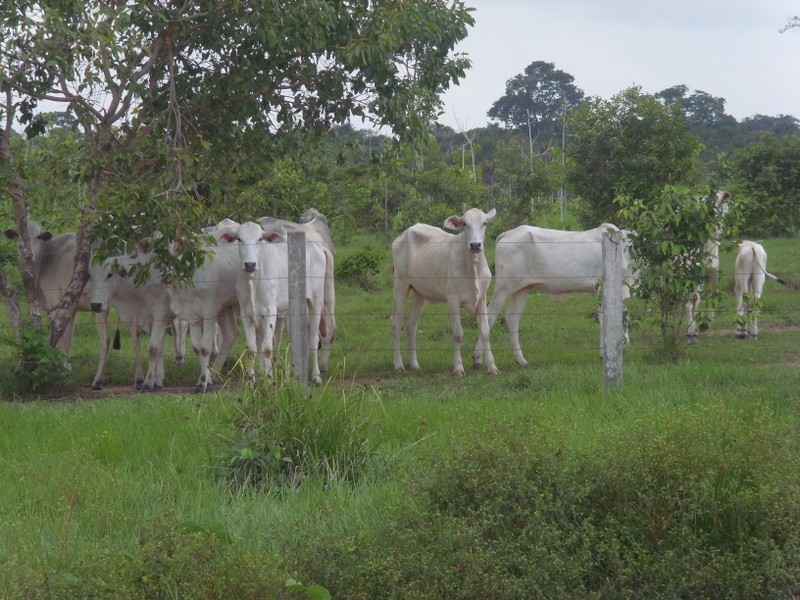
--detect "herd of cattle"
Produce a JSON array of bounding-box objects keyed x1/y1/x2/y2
[{"x1": 3, "y1": 194, "x2": 787, "y2": 391}]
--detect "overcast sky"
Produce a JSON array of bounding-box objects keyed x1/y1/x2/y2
[{"x1": 438, "y1": 0, "x2": 800, "y2": 130}]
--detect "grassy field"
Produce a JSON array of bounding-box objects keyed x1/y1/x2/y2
[{"x1": 0, "y1": 236, "x2": 799, "y2": 598}]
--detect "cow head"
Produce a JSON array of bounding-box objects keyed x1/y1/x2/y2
[
  {"x1": 444, "y1": 208, "x2": 497, "y2": 253},
  {"x1": 88, "y1": 259, "x2": 130, "y2": 313},
  {"x1": 221, "y1": 221, "x2": 285, "y2": 274}
]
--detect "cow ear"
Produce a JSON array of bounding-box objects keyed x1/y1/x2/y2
[
  {"x1": 117, "y1": 267, "x2": 129, "y2": 278},
  {"x1": 263, "y1": 231, "x2": 284, "y2": 243},
  {"x1": 137, "y1": 241, "x2": 151, "y2": 253},
  {"x1": 39, "y1": 232, "x2": 53, "y2": 241},
  {"x1": 218, "y1": 233, "x2": 237, "y2": 243},
  {"x1": 3, "y1": 229, "x2": 19, "y2": 240},
  {"x1": 444, "y1": 216, "x2": 463, "y2": 231},
  {"x1": 485, "y1": 208, "x2": 497, "y2": 220}
]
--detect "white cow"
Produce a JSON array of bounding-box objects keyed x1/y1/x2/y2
[
  {"x1": 87, "y1": 249, "x2": 177, "y2": 390},
  {"x1": 258, "y1": 208, "x2": 336, "y2": 371},
  {"x1": 733, "y1": 240, "x2": 786, "y2": 340},
  {"x1": 391, "y1": 208, "x2": 498, "y2": 376},
  {"x1": 217, "y1": 220, "x2": 332, "y2": 383},
  {"x1": 473, "y1": 223, "x2": 630, "y2": 368},
  {"x1": 685, "y1": 190, "x2": 730, "y2": 343},
  {"x1": 167, "y1": 228, "x2": 242, "y2": 392},
  {"x1": 3, "y1": 222, "x2": 110, "y2": 383}
]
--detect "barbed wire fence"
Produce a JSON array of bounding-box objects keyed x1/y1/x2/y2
[{"x1": 0, "y1": 233, "x2": 798, "y2": 395}]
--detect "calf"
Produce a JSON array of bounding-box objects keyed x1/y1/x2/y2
[
  {"x1": 88, "y1": 249, "x2": 176, "y2": 390},
  {"x1": 219, "y1": 221, "x2": 332, "y2": 384},
  {"x1": 391, "y1": 208, "x2": 498, "y2": 376},
  {"x1": 733, "y1": 240, "x2": 786, "y2": 340},
  {"x1": 473, "y1": 223, "x2": 630, "y2": 368}
]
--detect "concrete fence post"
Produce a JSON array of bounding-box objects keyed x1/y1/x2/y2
[
  {"x1": 602, "y1": 230, "x2": 624, "y2": 390},
  {"x1": 288, "y1": 232, "x2": 308, "y2": 389}
]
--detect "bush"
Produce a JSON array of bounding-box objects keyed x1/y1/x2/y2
[
  {"x1": 289, "y1": 408, "x2": 800, "y2": 599},
  {"x1": 335, "y1": 244, "x2": 384, "y2": 290},
  {"x1": 219, "y1": 376, "x2": 379, "y2": 493},
  {"x1": 2, "y1": 327, "x2": 70, "y2": 397}
]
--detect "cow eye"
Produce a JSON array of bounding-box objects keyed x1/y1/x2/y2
[{"x1": 106, "y1": 273, "x2": 113, "y2": 280}]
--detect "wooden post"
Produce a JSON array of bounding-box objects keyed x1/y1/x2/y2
[
  {"x1": 288, "y1": 232, "x2": 308, "y2": 389},
  {"x1": 602, "y1": 230, "x2": 624, "y2": 390}
]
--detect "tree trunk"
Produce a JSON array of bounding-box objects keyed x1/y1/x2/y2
[{"x1": 47, "y1": 219, "x2": 93, "y2": 349}]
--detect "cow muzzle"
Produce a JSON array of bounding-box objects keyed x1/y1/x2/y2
[
  {"x1": 90, "y1": 302, "x2": 104, "y2": 313},
  {"x1": 469, "y1": 242, "x2": 483, "y2": 253},
  {"x1": 243, "y1": 262, "x2": 258, "y2": 273}
]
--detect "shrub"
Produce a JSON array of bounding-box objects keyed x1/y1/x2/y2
[
  {"x1": 335, "y1": 244, "x2": 384, "y2": 290},
  {"x1": 289, "y1": 409, "x2": 800, "y2": 599},
  {"x1": 219, "y1": 376, "x2": 379, "y2": 493},
  {"x1": 2, "y1": 327, "x2": 70, "y2": 397}
]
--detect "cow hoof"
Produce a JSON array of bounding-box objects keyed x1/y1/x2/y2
[
  {"x1": 686, "y1": 335, "x2": 698, "y2": 345},
  {"x1": 193, "y1": 384, "x2": 213, "y2": 394},
  {"x1": 736, "y1": 333, "x2": 747, "y2": 339},
  {"x1": 750, "y1": 334, "x2": 758, "y2": 340},
  {"x1": 134, "y1": 379, "x2": 144, "y2": 390},
  {"x1": 91, "y1": 382, "x2": 103, "y2": 391},
  {"x1": 487, "y1": 367, "x2": 500, "y2": 376}
]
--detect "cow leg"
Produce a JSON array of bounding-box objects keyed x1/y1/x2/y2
[
  {"x1": 473, "y1": 284, "x2": 511, "y2": 368},
  {"x1": 141, "y1": 320, "x2": 167, "y2": 391},
  {"x1": 258, "y1": 312, "x2": 279, "y2": 378},
  {"x1": 475, "y1": 298, "x2": 499, "y2": 375},
  {"x1": 504, "y1": 289, "x2": 531, "y2": 367},
  {"x1": 194, "y1": 318, "x2": 218, "y2": 393},
  {"x1": 306, "y1": 299, "x2": 323, "y2": 385},
  {"x1": 57, "y1": 314, "x2": 78, "y2": 370},
  {"x1": 210, "y1": 307, "x2": 239, "y2": 382},
  {"x1": 686, "y1": 292, "x2": 700, "y2": 344},
  {"x1": 91, "y1": 310, "x2": 110, "y2": 390},
  {"x1": 130, "y1": 326, "x2": 145, "y2": 389},
  {"x1": 391, "y1": 283, "x2": 411, "y2": 372},
  {"x1": 405, "y1": 291, "x2": 426, "y2": 372},
  {"x1": 448, "y1": 298, "x2": 466, "y2": 377},
  {"x1": 240, "y1": 312, "x2": 259, "y2": 381},
  {"x1": 734, "y1": 285, "x2": 747, "y2": 339},
  {"x1": 172, "y1": 317, "x2": 188, "y2": 363}
]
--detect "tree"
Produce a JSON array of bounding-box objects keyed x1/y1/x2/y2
[
  {"x1": 566, "y1": 87, "x2": 702, "y2": 228},
  {"x1": 1, "y1": 0, "x2": 474, "y2": 354},
  {"x1": 731, "y1": 133, "x2": 800, "y2": 237},
  {"x1": 617, "y1": 185, "x2": 737, "y2": 360},
  {"x1": 655, "y1": 85, "x2": 728, "y2": 127},
  {"x1": 487, "y1": 61, "x2": 584, "y2": 136}
]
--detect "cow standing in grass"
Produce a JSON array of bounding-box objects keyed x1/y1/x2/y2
[
  {"x1": 391, "y1": 208, "x2": 498, "y2": 376},
  {"x1": 472, "y1": 223, "x2": 631, "y2": 368},
  {"x1": 733, "y1": 240, "x2": 786, "y2": 340}
]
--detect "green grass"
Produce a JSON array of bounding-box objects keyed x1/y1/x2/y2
[{"x1": 1, "y1": 236, "x2": 800, "y2": 597}]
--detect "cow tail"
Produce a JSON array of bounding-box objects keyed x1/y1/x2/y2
[
  {"x1": 112, "y1": 315, "x2": 121, "y2": 350},
  {"x1": 753, "y1": 247, "x2": 787, "y2": 285}
]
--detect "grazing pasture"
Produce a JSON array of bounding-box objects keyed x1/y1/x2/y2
[{"x1": 1, "y1": 234, "x2": 800, "y2": 598}]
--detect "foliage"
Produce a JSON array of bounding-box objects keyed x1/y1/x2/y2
[
  {"x1": 219, "y1": 376, "x2": 379, "y2": 493},
  {"x1": 567, "y1": 87, "x2": 703, "y2": 228},
  {"x1": 2, "y1": 326, "x2": 69, "y2": 396},
  {"x1": 290, "y1": 406, "x2": 800, "y2": 599},
  {"x1": 1, "y1": 0, "x2": 475, "y2": 352},
  {"x1": 616, "y1": 185, "x2": 738, "y2": 360},
  {"x1": 731, "y1": 133, "x2": 800, "y2": 237},
  {"x1": 487, "y1": 60, "x2": 584, "y2": 135},
  {"x1": 335, "y1": 243, "x2": 386, "y2": 290},
  {"x1": 485, "y1": 138, "x2": 561, "y2": 228}
]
